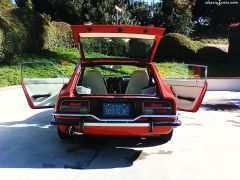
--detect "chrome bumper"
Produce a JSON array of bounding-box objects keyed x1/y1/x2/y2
[{"x1": 51, "y1": 113, "x2": 181, "y2": 127}]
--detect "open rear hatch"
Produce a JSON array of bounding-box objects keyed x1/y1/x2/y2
[{"x1": 71, "y1": 25, "x2": 165, "y2": 64}]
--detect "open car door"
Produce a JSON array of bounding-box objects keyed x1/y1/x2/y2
[
  {"x1": 162, "y1": 64, "x2": 208, "y2": 112},
  {"x1": 20, "y1": 62, "x2": 69, "y2": 109}
]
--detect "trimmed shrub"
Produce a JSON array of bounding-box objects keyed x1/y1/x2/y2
[
  {"x1": 108, "y1": 39, "x2": 127, "y2": 57},
  {"x1": 228, "y1": 23, "x2": 240, "y2": 59},
  {"x1": 0, "y1": 7, "x2": 50, "y2": 64},
  {"x1": 45, "y1": 21, "x2": 74, "y2": 49},
  {"x1": 154, "y1": 33, "x2": 197, "y2": 63},
  {"x1": 81, "y1": 38, "x2": 127, "y2": 57},
  {"x1": 128, "y1": 39, "x2": 151, "y2": 59},
  {"x1": 196, "y1": 46, "x2": 228, "y2": 63},
  {"x1": 0, "y1": 29, "x2": 5, "y2": 60},
  {"x1": 0, "y1": 28, "x2": 16, "y2": 64},
  {"x1": 0, "y1": 8, "x2": 75, "y2": 64},
  {"x1": 81, "y1": 38, "x2": 110, "y2": 56}
]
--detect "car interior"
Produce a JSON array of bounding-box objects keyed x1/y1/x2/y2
[{"x1": 76, "y1": 66, "x2": 157, "y2": 95}]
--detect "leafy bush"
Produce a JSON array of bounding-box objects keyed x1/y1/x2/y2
[
  {"x1": 0, "y1": 29, "x2": 5, "y2": 60},
  {"x1": 0, "y1": 7, "x2": 50, "y2": 64},
  {"x1": 128, "y1": 39, "x2": 151, "y2": 59},
  {"x1": 81, "y1": 38, "x2": 127, "y2": 57},
  {"x1": 0, "y1": 29, "x2": 17, "y2": 64},
  {"x1": 228, "y1": 23, "x2": 240, "y2": 59},
  {"x1": 108, "y1": 39, "x2": 127, "y2": 57},
  {"x1": 154, "y1": 33, "x2": 197, "y2": 63},
  {"x1": 0, "y1": 7, "x2": 75, "y2": 64},
  {"x1": 45, "y1": 21, "x2": 74, "y2": 49},
  {"x1": 196, "y1": 46, "x2": 228, "y2": 63},
  {"x1": 81, "y1": 38, "x2": 109, "y2": 55}
]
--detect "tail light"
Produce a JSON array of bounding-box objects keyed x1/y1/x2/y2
[
  {"x1": 60, "y1": 100, "x2": 89, "y2": 113},
  {"x1": 143, "y1": 101, "x2": 172, "y2": 115}
]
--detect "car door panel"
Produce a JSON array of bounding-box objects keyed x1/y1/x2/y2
[
  {"x1": 164, "y1": 79, "x2": 207, "y2": 112},
  {"x1": 21, "y1": 62, "x2": 69, "y2": 109},
  {"x1": 163, "y1": 64, "x2": 208, "y2": 112}
]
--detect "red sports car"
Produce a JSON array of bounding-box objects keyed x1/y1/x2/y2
[{"x1": 21, "y1": 25, "x2": 207, "y2": 143}]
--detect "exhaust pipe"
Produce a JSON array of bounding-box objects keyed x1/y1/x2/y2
[{"x1": 66, "y1": 126, "x2": 84, "y2": 136}]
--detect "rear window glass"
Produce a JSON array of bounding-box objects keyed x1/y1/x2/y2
[{"x1": 80, "y1": 38, "x2": 154, "y2": 60}]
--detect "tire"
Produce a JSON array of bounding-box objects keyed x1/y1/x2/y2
[
  {"x1": 57, "y1": 127, "x2": 74, "y2": 141},
  {"x1": 151, "y1": 130, "x2": 173, "y2": 144}
]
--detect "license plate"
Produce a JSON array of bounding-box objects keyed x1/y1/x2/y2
[{"x1": 103, "y1": 103, "x2": 130, "y2": 117}]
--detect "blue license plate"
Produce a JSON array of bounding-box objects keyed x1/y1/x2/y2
[{"x1": 103, "y1": 103, "x2": 130, "y2": 117}]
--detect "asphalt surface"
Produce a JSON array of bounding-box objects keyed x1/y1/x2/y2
[{"x1": 0, "y1": 87, "x2": 240, "y2": 180}]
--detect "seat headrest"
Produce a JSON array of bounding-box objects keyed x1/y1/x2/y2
[
  {"x1": 125, "y1": 70, "x2": 149, "y2": 94},
  {"x1": 82, "y1": 70, "x2": 107, "y2": 94}
]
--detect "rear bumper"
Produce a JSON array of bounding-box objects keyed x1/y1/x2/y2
[
  {"x1": 51, "y1": 113, "x2": 181, "y2": 128},
  {"x1": 51, "y1": 119, "x2": 181, "y2": 126}
]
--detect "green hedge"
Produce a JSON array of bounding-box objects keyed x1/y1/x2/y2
[
  {"x1": 154, "y1": 33, "x2": 197, "y2": 63},
  {"x1": 81, "y1": 38, "x2": 152, "y2": 58},
  {"x1": 128, "y1": 39, "x2": 151, "y2": 59},
  {"x1": 108, "y1": 39, "x2": 127, "y2": 57},
  {"x1": 196, "y1": 46, "x2": 228, "y2": 63},
  {"x1": 45, "y1": 21, "x2": 74, "y2": 49},
  {"x1": 0, "y1": 7, "x2": 76, "y2": 65},
  {"x1": 81, "y1": 38, "x2": 127, "y2": 57},
  {"x1": 0, "y1": 7, "x2": 50, "y2": 64},
  {"x1": 0, "y1": 29, "x2": 5, "y2": 60}
]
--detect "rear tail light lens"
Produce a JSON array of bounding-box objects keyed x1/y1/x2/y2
[
  {"x1": 60, "y1": 100, "x2": 89, "y2": 113},
  {"x1": 143, "y1": 101, "x2": 172, "y2": 115}
]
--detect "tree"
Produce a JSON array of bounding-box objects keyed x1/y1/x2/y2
[
  {"x1": 31, "y1": 0, "x2": 53, "y2": 15},
  {"x1": 161, "y1": 0, "x2": 196, "y2": 35},
  {"x1": 15, "y1": 0, "x2": 26, "y2": 7},
  {"x1": 193, "y1": 0, "x2": 240, "y2": 35},
  {"x1": 115, "y1": 4, "x2": 139, "y2": 25},
  {"x1": 15, "y1": 0, "x2": 33, "y2": 9},
  {"x1": 128, "y1": 2, "x2": 152, "y2": 26},
  {"x1": 0, "y1": 0, "x2": 14, "y2": 9},
  {"x1": 27, "y1": 0, "x2": 137, "y2": 25},
  {"x1": 51, "y1": 0, "x2": 85, "y2": 23},
  {"x1": 150, "y1": 2, "x2": 165, "y2": 27}
]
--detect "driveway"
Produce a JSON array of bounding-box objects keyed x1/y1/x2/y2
[{"x1": 0, "y1": 87, "x2": 239, "y2": 180}]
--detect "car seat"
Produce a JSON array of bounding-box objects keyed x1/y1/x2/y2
[
  {"x1": 125, "y1": 70, "x2": 149, "y2": 94},
  {"x1": 82, "y1": 70, "x2": 108, "y2": 94}
]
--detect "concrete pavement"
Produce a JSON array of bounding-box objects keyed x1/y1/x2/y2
[{"x1": 0, "y1": 87, "x2": 239, "y2": 180}]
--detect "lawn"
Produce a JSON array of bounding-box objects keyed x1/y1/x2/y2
[
  {"x1": 0, "y1": 47, "x2": 238, "y2": 88},
  {"x1": 0, "y1": 48, "x2": 79, "y2": 87},
  {"x1": 193, "y1": 38, "x2": 228, "y2": 45}
]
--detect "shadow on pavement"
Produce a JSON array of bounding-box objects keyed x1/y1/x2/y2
[
  {"x1": 227, "y1": 120, "x2": 240, "y2": 128},
  {"x1": 201, "y1": 98, "x2": 240, "y2": 112},
  {"x1": 0, "y1": 110, "x2": 167, "y2": 169}
]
